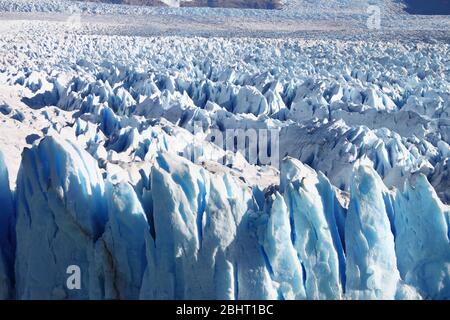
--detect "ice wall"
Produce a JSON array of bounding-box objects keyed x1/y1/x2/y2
[
  {"x1": 394, "y1": 174, "x2": 450, "y2": 299},
  {"x1": 14, "y1": 135, "x2": 107, "y2": 299},
  {"x1": 281, "y1": 158, "x2": 345, "y2": 299},
  {"x1": 4, "y1": 134, "x2": 450, "y2": 299},
  {"x1": 345, "y1": 163, "x2": 401, "y2": 299},
  {"x1": 0, "y1": 151, "x2": 14, "y2": 299}
]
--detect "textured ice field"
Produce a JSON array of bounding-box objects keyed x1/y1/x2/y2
[
  {"x1": 1, "y1": 0, "x2": 449, "y2": 38},
  {"x1": 0, "y1": 0, "x2": 449, "y2": 300}
]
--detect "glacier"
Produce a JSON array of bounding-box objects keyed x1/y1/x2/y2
[
  {"x1": 14, "y1": 134, "x2": 107, "y2": 299},
  {"x1": 0, "y1": 0, "x2": 449, "y2": 300},
  {"x1": 394, "y1": 175, "x2": 450, "y2": 299},
  {"x1": 280, "y1": 158, "x2": 345, "y2": 299},
  {"x1": 0, "y1": 151, "x2": 14, "y2": 299},
  {"x1": 3, "y1": 133, "x2": 448, "y2": 299},
  {"x1": 345, "y1": 162, "x2": 406, "y2": 299}
]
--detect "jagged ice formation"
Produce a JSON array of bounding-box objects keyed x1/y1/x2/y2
[{"x1": 0, "y1": 1, "x2": 449, "y2": 300}]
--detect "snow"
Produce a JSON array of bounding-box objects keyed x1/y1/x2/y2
[{"x1": 0, "y1": 0, "x2": 449, "y2": 300}]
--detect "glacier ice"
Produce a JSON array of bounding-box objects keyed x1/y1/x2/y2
[
  {"x1": 0, "y1": 151, "x2": 14, "y2": 299},
  {"x1": 0, "y1": 3, "x2": 449, "y2": 300},
  {"x1": 259, "y1": 192, "x2": 307, "y2": 300},
  {"x1": 280, "y1": 158, "x2": 345, "y2": 299},
  {"x1": 345, "y1": 162, "x2": 401, "y2": 299},
  {"x1": 145, "y1": 152, "x2": 277, "y2": 299},
  {"x1": 394, "y1": 174, "x2": 450, "y2": 299},
  {"x1": 4, "y1": 132, "x2": 447, "y2": 299},
  {"x1": 95, "y1": 181, "x2": 152, "y2": 299},
  {"x1": 15, "y1": 135, "x2": 107, "y2": 299}
]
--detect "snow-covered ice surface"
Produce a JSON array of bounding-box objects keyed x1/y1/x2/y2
[{"x1": 0, "y1": 0, "x2": 449, "y2": 299}]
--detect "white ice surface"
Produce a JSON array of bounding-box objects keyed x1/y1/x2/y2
[{"x1": 0, "y1": 1, "x2": 449, "y2": 300}]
